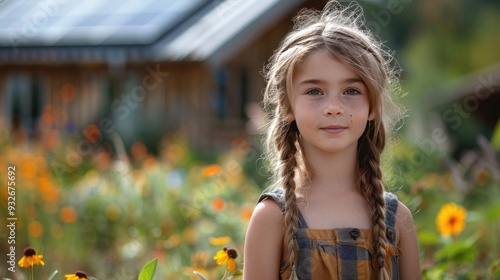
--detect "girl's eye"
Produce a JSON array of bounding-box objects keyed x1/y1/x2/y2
[
  {"x1": 344, "y1": 88, "x2": 361, "y2": 95},
  {"x1": 306, "y1": 89, "x2": 322, "y2": 95}
]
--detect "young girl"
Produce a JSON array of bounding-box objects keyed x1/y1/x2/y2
[{"x1": 243, "y1": 1, "x2": 420, "y2": 279}]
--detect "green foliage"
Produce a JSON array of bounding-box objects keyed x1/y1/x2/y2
[
  {"x1": 434, "y1": 234, "x2": 479, "y2": 263},
  {"x1": 0, "y1": 134, "x2": 258, "y2": 279},
  {"x1": 392, "y1": 133, "x2": 500, "y2": 279},
  {"x1": 138, "y1": 258, "x2": 158, "y2": 280},
  {"x1": 491, "y1": 121, "x2": 500, "y2": 151}
]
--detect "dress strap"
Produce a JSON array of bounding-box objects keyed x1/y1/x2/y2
[
  {"x1": 297, "y1": 211, "x2": 308, "y2": 228},
  {"x1": 257, "y1": 188, "x2": 285, "y2": 212},
  {"x1": 384, "y1": 192, "x2": 398, "y2": 245},
  {"x1": 384, "y1": 191, "x2": 400, "y2": 279},
  {"x1": 257, "y1": 189, "x2": 308, "y2": 228}
]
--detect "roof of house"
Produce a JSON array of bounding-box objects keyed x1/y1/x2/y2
[{"x1": 0, "y1": 0, "x2": 304, "y2": 65}]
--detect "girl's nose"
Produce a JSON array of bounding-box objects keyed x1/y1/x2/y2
[{"x1": 323, "y1": 95, "x2": 344, "y2": 116}]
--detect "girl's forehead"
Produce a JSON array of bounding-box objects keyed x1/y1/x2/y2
[{"x1": 293, "y1": 49, "x2": 362, "y2": 83}]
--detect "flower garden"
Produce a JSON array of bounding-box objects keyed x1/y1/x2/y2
[{"x1": 1, "y1": 123, "x2": 499, "y2": 279}]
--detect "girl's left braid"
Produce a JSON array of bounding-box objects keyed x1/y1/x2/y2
[{"x1": 358, "y1": 121, "x2": 390, "y2": 280}]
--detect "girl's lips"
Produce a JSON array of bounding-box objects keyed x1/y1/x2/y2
[{"x1": 321, "y1": 126, "x2": 347, "y2": 133}]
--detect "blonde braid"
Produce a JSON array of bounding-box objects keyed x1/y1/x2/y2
[
  {"x1": 275, "y1": 121, "x2": 300, "y2": 279},
  {"x1": 357, "y1": 120, "x2": 390, "y2": 280}
]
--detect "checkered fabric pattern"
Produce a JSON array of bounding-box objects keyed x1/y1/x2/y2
[{"x1": 258, "y1": 189, "x2": 400, "y2": 280}]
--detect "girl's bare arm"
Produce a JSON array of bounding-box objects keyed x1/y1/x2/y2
[
  {"x1": 397, "y1": 201, "x2": 422, "y2": 280},
  {"x1": 243, "y1": 199, "x2": 284, "y2": 280}
]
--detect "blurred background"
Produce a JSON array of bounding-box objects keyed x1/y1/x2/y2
[{"x1": 0, "y1": 0, "x2": 499, "y2": 279}]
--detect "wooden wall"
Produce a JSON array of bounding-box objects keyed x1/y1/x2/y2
[{"x1": 0, "y1": 62, "x2": 213, "y2": 153}]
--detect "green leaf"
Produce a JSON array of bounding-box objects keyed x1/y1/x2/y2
[
  {"x1": 487, "y1": 204, "x2": 500, "y2": 222},
  {"x1": 138, "y1": 258, "x2": 158, "y2": 280},
  {"x1": 192, "y1": 271, "x2": 208, "y2": 280},
  {"x1": 491, "y1": 120, "x2": 500, "y2": 151},
  {"x1": 423, "y1": 266, "x2": 446, "y2": 280},
  {"x1": 47, "y1": 270, "x2": 58, "y2": 280},
  {"x1": 434, "y1": 235, "x2": 478, "y2": 263},
  {"x1": 418, "y1": 230, "x2": 440, "y2": 245}
]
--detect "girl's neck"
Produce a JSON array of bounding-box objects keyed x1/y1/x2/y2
[{"x1": 303, "y1": 145, "x2": 358, "y2": 193}]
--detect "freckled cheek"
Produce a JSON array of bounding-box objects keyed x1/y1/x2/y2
[
  {"x1": 347, "y1": 108, "x2": 370, "y2": 127},
  {"x1": 346, "y1": 100, "x2": 370, "y2": 119},
  {"x1": 294, "y1": 101, "x2": 319, "y2": 117}
]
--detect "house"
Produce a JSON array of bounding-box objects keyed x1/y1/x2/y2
[{"x1": 0, "y1": 0, "x2": 329, "y2": 153}]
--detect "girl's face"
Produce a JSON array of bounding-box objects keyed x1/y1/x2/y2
[{"x1": 289, "y1": 49, "x2": 373, "y2": 156}]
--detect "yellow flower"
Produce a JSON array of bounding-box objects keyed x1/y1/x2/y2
[
  {"x1": 166, "y1": 234, "x2": 181, "y2": 248},
  {"x1": 18, "y1": 247, "x2": 45, "y2": 268},
  {"x1": 436, "y1": 203, "x2": 467, "y2": 237},
  {"x1": 65, "y1": 271, "x2": 88, "y2": 280},
  {"x1": 214, "y1": 248, "x2": 238, "y2": 273},
  {"x1": 209, "y1": 236, "x2": 232, "y2": 246}
]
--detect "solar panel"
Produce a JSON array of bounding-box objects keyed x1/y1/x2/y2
[{"x1": 0, "y1": 0, "x2": 208, "y2": 47}]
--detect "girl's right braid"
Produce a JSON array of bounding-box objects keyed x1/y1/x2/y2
[{"x1": 276, "y1": 121, "x2": 299, "y2": 279}]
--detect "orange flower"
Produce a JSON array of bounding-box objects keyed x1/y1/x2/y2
[
  {"x1": 211, "y1": 197, "x2": 225, "y2": 212},
  {"x1": 28, "y1": 221, "x2": 44, "y2": 238},
  {"x1": 436, "y1": 203, "x2": 467, "y2": 237},
  {"x1": 202, "y1": 164, "x2": 222, "y2": 177},
  {"x1": 214, "y1": 248, "x2": 238, "y2": 273},
  {"x1": 143, "y1": 155, "x2": 158, "y2": 169},
  {"x1": 239, "y1": 205, "x2": 254, "y2": 222},
  {"x1": 60, "y1": 206, "x2": 77, "y2": 223},
  {"x1": 131, "y1": 141, "x2": 147, "y2": 161},
  {"x1": 18, "y1": 247, "x2": 45, "y2": 268},
  {"x1": 83, "y1": 124, "x2": 101, "y2": 144},
  {"x1": 166, "y1": 234, "x2": 181, "y2": 248},
  {"x1": 165, "y1": 143, "x2": 185, "y2": 162},
  {"x1": 41, "y1": 111, "x2": 54, "y2": 124}
]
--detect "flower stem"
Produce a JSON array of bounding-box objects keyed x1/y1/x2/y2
[
  {"x1": 221, "y1": 269, "x2": 229, "y2": 280},
  {"x1": 30, "y1": 266, "x2": 34, "y2": 280}
]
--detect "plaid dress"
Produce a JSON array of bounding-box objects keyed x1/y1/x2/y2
[{"x1": 258, "y1": 189, "x2": 400, "y2": 280}]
